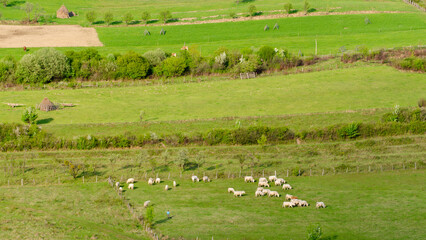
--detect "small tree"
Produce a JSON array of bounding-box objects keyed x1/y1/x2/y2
[
  {"x1": 307, "y1": 225, "x2": 322, "y2": 240},
  {"x1": 141, "y1": 11, "x2": 150, "y2": 25},
  {"x1": 64, "y1": 160, "x2": 83, "y2": 179},
  {"x1": 24, "y1": 2, "x2": 34, "y2": 21},
  {"x1": 248, "y1": 5, "x2": 257, "y2": 16},
  {"x1": 176, "y1": 149, "x2": 188, "y2": 172},
  {"x1": 104, "y1": 12, "x2": 113, "y2": 25},
  {"x1": 159, "y1": 10, "x2": 172, "y2": 24},
  {"x1": 21, "y1": 107, "x2": 38, "y2": 124},
  {"x1": 123, "y1": 12, "x2": 133, "y2": 25},
  {"x1": 1, "y1": 0, "x2": 7, "y2": 7},
  {"x1": 145, "y1": 206, "x2": 154, "y2": 227},
  {"x1": 304, "y1": 0, "x2": 310, "y2": 14},
  {"x1": 235, "y1": 154, "x2": 246, "y2": 171},
  {"x1": 257, "y1": 134, "x2": 267, "y2": 148},
  {"x1": 284, "y1": 3, "x2": 293, "y2": 15},
  {"x1": 86, "y1": 11, "x2": 96, "y2": 24},
  {"x1": 194, "y1": 152, "x2": 206, "y2": 170}
]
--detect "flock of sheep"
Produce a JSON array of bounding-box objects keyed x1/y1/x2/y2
[{"x1": 229, "y1": 175, "x2": 326, "y2": 209}]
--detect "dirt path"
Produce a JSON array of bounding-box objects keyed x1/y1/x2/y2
[{"x1": 0, "y1": 25, "x2": 103, "y2": 48}]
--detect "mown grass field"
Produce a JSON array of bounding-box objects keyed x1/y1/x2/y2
[
  {"x1": 0, "y1": 65, "x2": 424, "y2": 126},
  {"x1": 0, "y1": 183, "x2": 148, "y2": 239},
  {"x1": 0, "y1": 0, "x2": 417, "y2": 25},
  {"x1": 124, "y1": 171, "x2": 426, "y2": 239}
]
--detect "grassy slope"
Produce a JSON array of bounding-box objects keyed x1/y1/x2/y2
[
  {"x1": 0, "y1": 0, "x2": 416, "y2": 25},
  {"x1": 0, "y1": 183, "x2": 148, "y2": 239},
  {"x1": 124, "y1": 171, "x2": 426, "y2": 239},
  {"x1": 0, "y1": 66, "x2": 424, "y2": 125}
]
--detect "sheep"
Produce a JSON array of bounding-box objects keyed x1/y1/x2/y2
[
  {"x1": 144, "y1": 200, "x2": 150, "y2": 208},
  {"x1": 118, "y1": 187, "x2": 123, "y2": 193},
  {"x1": 256, "y1": 187, "x2": 264, "y2": 192},
  {"x1": 115, "y1": 182, "x2": 120, "y2": 188},
  {"x1": 268, "y1": 176, "x2": 277, "y2": 182},
  {"x1": 275, "y1": 178, "x2": 286, "y2": 186},
  {"x1": 291, "y1": 199, "x2": 301, "y2": 206},
  {"x1": 316, "y1": 202, "x2": 326, "y2": 209},
  {"x1": 148, "y1": 178, "x2": 154, "y2": 185},
  {"x1": 282, "y1": 201, "x2": 295, "y2": 208},
  {"x1": 228, "y1": 188, "x2": 235, "y2": 193},
  {"x1": 128, "y1": 183, "x2": 134, "y2": 190},
  {"x1": 234, "y1": 191, "x2": 246, "y2": 197},
  {"x1": 262, "y1": 189, "x2": 271, "y2": 195},
  {"x1": 164, "y1": 185, "x2": 169, "y2": 191},
  {"x1": 244, "y1": 176, "x2": 255, "y2": 183},
  {"x1": 277, "y1": 178, "x2": 286, "y2": 183},
  {"x1": 203, "y1": 176, "x2": 210, "y2": 182},
  {"x1": 126, "y1": 178, "x2": 135, "y2": 184},
  {"x1": 258, "y1": 182, "x2": 270, "y2": 187},
  {"x1": 155, "y1": 178, "x2": 161, "y2": 184},
  {"x1": 285, "y1": 194, "x2": 294, "y2": 200},
  {"x1": 191, "y1": 175, "x2": 199, "y2": 182},
  {"x1": 268, "y1": 191, "x2": 280, "y2": 197},
  {"x1": 299, "y1": 200, "x2": 309, "y2": 207},
  {"x1": 259, "y1": 177, "x2": 268, "y2": 183},
  {"x1": 173, "y1": 181, "x2": 177, "y2": 187},
  {"x1": 255, "y1": 190, "x2": 265, "y2": 197},
  {"x1": 282, "y1": 184, "x2": 293, "y2": 190}
]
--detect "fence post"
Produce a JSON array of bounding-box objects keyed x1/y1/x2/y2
[
  {"x1": 346, "y1": 168, "x2": 348, "y2": 173},
  {"x1": 96, "y1": 176, "x2": 98, "y2": 182},
  {"x1": 310, "y1": 169, "x2": 312, "y2": 176},
  {"x1": 298, "y1": 169, "x2": 301, "y2": 176},
  {"x1": 322, "y1": 169, "x2": 324, "y2": 176},
  {"x1": 286, "y1": 169, "x2": 289, "y2": 177},
  {"x1": 216, "y1": 171, "x2": 218, "y2": 179},
  {"x1": 274, "y1": 170, "x2": 277, "y2": 176},
  {"x1": 415, "y1": 162, "x2": 417, "y2": 170}
]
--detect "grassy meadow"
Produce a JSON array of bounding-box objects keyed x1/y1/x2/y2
[
  {"x1": 0, "y1": 183, "x2": 148, "y2": 239},
  {"x1": 124, "y1": 171, "x2": 426, "y2": 239}
]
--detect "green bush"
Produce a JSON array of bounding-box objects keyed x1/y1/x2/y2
[
  {"x1": 338, "y1": 123, "x2": 360, "y2": 139},
  {"x1": 116, "y1": 52, "x2": 150, "y2": 79},
  {"x1": 104, "y1": 12, "x2": 113, "y2": 25},
  {"x1": 398, "y1": 57, "x2": 425, "y2": 72},
  {"x1": 233, "y1": 54, "x2": 260, "y2": 73},
  {"x1": 0, "y1": 56, "x2": 16, "y2": 82},
  {"x1": 382, "y1": 106, "x2": 426, "y2": 123},
  {"x1": 16, "y1": 48, "x2": 70, "y2": 84},
  {"x1": 65, "y1": 49, "x2": 102, "y2": 79},
  {"x1": 257, "y1": 46, "x2": 276, "y2": 63},
  {"x1": 143, "y1": 49, "x2": 167, "y2": 66},
  {"x1": 21, "y1": 107, "x2": 38, "y2": 124},
  {"x1": 248, "y1": 5, "x2": 257, "y2": 16},
  {"x1": 86, "y1": 11, "x2": 97, "y2": 24},
  {"x1": 156, "y1": 57, "x2": 187, "y2": 77}
]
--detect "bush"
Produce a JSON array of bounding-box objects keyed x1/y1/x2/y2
[
  {"x1": 21, "y1": 107, "x2": 38, "y2": 124},
  {"x1": 104, "y1": 12, "x2": 113, "y2": 25},
  {"x1": 284, "y1": 3, "x2": 293, "y2": 14},
  {"x1": 0, "y1": 56, "x2": 16, "y2": 82},
  {"x1": 382, "y1": 106, "x2": 426, "y2": 123},
  {"x1": 86, "y1": 11, "x2": 97, "y2": 24},
  {"x1": 141, "y1": 11, "x2": 150, "y2": 24},
  {"x1": 233, "y1": 54, "x2": 260, "y2": 73},
  {"x1": 65, "y1": 49, "x2": 102, "y2": 79},
  {"x1": 123, "y1": 12, "x2": 133, "y2": 25},
  {"x1": 248, "y1": 5, "x2": 257, "y2": 16},
  {"x1": 156, "y1": 57, "x2": 187, "y2": 77},
  {"x1": 398, "y1": 57, "x2": 425, "y2": 72},
  {"x1": 116, "y1": 52, "x2": 150, "y2": 79},
  {"x1": 159, "y1": 10, "x2": 172, "y2": 23},
  {"x1": 338, "y1": 123, "x2": 360, "y2": 139},
  {"x1": 143, "y1": 49, "x2": 167, "y2": 66},
  {"x1": 16, "y1": 48, "x2": 70, "y2": 84},
  {"x1": 257, "y1": 46, "x2": 276, "y2": 63}
]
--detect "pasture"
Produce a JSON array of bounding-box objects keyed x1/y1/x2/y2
[
  {"x1": 123, "y1": 171, "x2": 426, "y2": 239},
  {"x1": 0, "y1": 65, "x2": 424, "y2": 126}
]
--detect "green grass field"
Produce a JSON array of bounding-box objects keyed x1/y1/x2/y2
[
  {"x1": 124, "y1": 171, "x2": 426, "y2": 239},
  {"x1": 0, "y1": 183, "x2": 148, "y2": 239},
  {"x1": 0, "y1": 0, "x2": 418, "y2": 25},
  {"x1": 0, "y1": 66, "x2": 423, "y2": 127}
]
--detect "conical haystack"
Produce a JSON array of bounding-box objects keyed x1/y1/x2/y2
[
  {"x1": 39, "y1": 97, "x2": 57, "y2": 112},
  {"x1": 57, "y1": 5, "x2": 70, "y2": 19}
]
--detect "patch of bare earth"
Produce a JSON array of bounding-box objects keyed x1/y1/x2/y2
[{"x1": 0, "y1": 25, "x2": 103, "y2": 48}]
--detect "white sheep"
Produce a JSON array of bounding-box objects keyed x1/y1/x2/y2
[
  {"x1": 155, "y1": 178, "x2": 161, "y2": 184},
  {"x1": 164, "y1": 185, "x2": 169, "y2": 191},
  {"x1": 191, "y1": 175, "x2": 199, "y2": 182},
  {"x1": 118, "y1": 187, "x2": 123, "y2": 193},
  {"x1": 275, "y1": 178, "x2": 286, "y2": 186},
  {"x1": 244, "y1": 176, "x2": 255, "y2": 183},
  {"x1": 259, "y1": 177, "x2": 268, "y2": 183},
  {"x1": 282, "y1": 201, "x2": 295, "y2": 208},
  {"x1": 268, "y1": 176, "x2": 277, "y2": 182},
  {"x1": 173, "y1": 181, "x2": 177, "y2": 187},
  {"x1": 258, "y1": 182, "x2": 270, "y2": 187},
  {"x1": 203, "y1": 176, "x2": 210, "y2": 182},
  {"x1": 256, "y1": 187, "x2": 264, "y2": 192},
  {"x1": 115, "y1": 182, "x2": 120, "y2": 188},
  {"x1": 128, "y1": 183, "x2": 134, "y2": 190},
  {"x1": 285, "y1": 194, "x2": 294, "y2": 200},
  {"x1": 148, "y1": 178, "x2": 154, "y2": 185},
  {"x1": 282, "y1": 184, "x2": 292, "y2": 190},
  {"x1": 316, "y1": 202, "x2": 326, "y2": 209},
  {"x1": 234, "y1": 191, "x2": 246, "y2": 197},
  {"x1": 255, "y1": 190, "x2": 265, "y2": 197},
  {"x1": 228, "y1": 188, "x2": 235, "y2": 193},
  {"x1": 299, "y1": 200, "x2": 309, "y2": 207},
  {"x1": 126, "y1": 178, "x2": 135, "y2": 184},
  {"x1": 144, "y1": 200, "x2": 150, "y2": 208},
  {"x1": 268, "y1": 191, "x2": 280, "y2": 197},
  {"x1": 277, "y1": 178, "x2": 286, "y2": 184},
  {"x1": 262, "y1": 189, "x2": 271, "y2": 195},
  {"x1": 291, "y1": 199, "x2": 301, "y2": 206}
]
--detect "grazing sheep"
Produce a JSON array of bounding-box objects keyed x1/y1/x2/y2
[
  {"x1": 256, "y1": 187, "x2": 264, "y2": 192},
  {"x1": 228, "y1": 188, "x2": 235, "y2": 193},
  {"x1": 144, "y1": 200, "x2": 151, "y2": 208},
  {"x1": 282, "y1": 184, "x2": 293, "y2": 190},
  {"x1": 291, "y1": 199, "x2": 301, "y2": 206},
  {"x1": 268, "y1": 176, "x2": 277, "y2": 182},
  {"x1": 155, "y1": 178, "x2": 161, "y2": 184},
  {"x1": 128, "y1": 183, "x2": 134, "y2": 190},
  {"x1": 275, "y1": 178, "x2": 286, "y2": 185},
  {"x1": 282, "y1": 201, "x2": 295, "y2": 208},
  {"x1": 148, "y1": 178, "x2": 154, "y2": 185},
  {"x1": 173, "y1": 181, "x2": 177, "y2": 187},
  {"x1": 203, "y1": 176, "x2": 210, "y2": 182},
  {"x1": 316, "y1": 202, "x2": 326, "y2": 209},
  {"x1": 118, "y1": 187, "x2": 123, "y2": 193},
  {"x1": 191, "y1": 175, "x2": 199, "y2": 182},
  {"x1": 244, "y1": 176, "x2": 255, "y2": 183},
  {"x1": 115, "y1": 182, "x2": 120, "y2": 188},
  {"x1": 126, "y1": 178, "x2": 135, "y2": 184},
  {"x1": 164, "y1": 185, "x2": 169, "y2": 191},
  {"x1": 268, "y1": 191, "x2": 280, "y2": 197},
  {"x1": 299, "y1": 200, "x2": 309, "y2": 207},
  {"x1": 234, "y1": 191, "x2": 246, "y2": 197},
  {"x1": 258, "y1": 182, "x2": 270, "y2": 187},
  {"x1": 259, "y1": 177, "x2": 268, "y2": 183},
  {"x1": 255, "y1": 190, "x2": 265, "y2": 197},
  {"x1": 285, "y1": 194, "x2": 294, "y2": 200},
  {"x1": 262, "y1": 189, "x2": 271, "y2": 195}
]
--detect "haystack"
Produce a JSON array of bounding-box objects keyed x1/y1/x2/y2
[
  {"x1": 39, "y1": 98, "x2": 57, "y2": 112},
  {"x1": 57, "y1": 5, "x2": 70, "y2": 19}
]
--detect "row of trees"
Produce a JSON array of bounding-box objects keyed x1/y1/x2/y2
[{"x1": 86, "y1": 10, "x2": 172, "y2": 25}]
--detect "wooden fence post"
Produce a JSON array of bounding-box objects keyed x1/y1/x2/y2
[
  {"x1": 96, "y1": 176, "x2": 98, "y2": 182},
  {"x1": 415, "y1": 162, "x2": 417, "y2": 170},
  {"x1": 287, "y1": 169, "x2": 289, "y2": 177}
]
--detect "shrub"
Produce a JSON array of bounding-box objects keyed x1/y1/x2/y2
[
  {"x1": 338, "y1": 123, "x2": 360, "y2": 139},
  {"x1": 116, "y1": 52, "x2": 150, "y2": 79},
  {"x1": 257, "y1": 46, "x2": 276, "y2": 62},
  {"x1": 104, "y1": 12, "x2": 113, "y2": 25},
  {"x1": 304, "y1": 0, "x2": 310, "y2": 14},
  {"x1": 306, "y1": 225, "x2": 322, "y2": 240},
  {"x1": 229, "y1": 12, "x2": 236, "y2": 18},
  {"x1": 159, "y1": 10, "x2": 172, "y2": 23},
  {"x1": 86, "y1": 11, "x2": 97, "y2": 24},
  {"x1": 382, "y1": 106, "x2": 426, "y2": 123},
  {"x1": 145, "y1": 206, "x2": 154, "y2": 227},
  {"x1": 65, "y1": 49, "x2": 102, "y2": 79},
  {"x1": 16, "y1": 48, "x2": 70, "y2": 84},
  {"x1": 248, "y1": 5, "x2": 257, "y2": 16},
  {"x1": 233, "y1": 54, "x2": 260, "y2": 73},
  {"x1": 123, "y1": 12, "x2": 133, "y2": 25},
  {"x1": 284, "y1": 3, "x2": 293, "y2": 14},
  {"x1": 419, "y1": 98, "x2": 426, "y2": 108},
  {"x1": 21, "y1": 107, "x2": 38, "y2": 124},
  {"x1": 143, "y1": 49, "x2": 167, "y2": 66},
  {"x1": 398, "y1": 57, "x2": 425, "y2": 72},
  {"x1": 156, "y1": 57, "x2": 187, "y2": 77},
  {"x1": 141, "y1": 11, "x2": 150, "y2": 24},
  {"x1": 0, "y1": 56, "x2": 16, "y2": 82}
]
